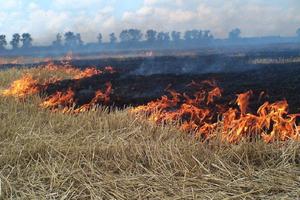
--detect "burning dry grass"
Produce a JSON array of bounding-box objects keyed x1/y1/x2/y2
[{"x1": 0, "y1": 66, "x2": 299, "y2": 199}]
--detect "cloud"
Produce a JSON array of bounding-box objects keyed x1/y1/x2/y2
[
  {"x1": 121, "y1": 0, "x2": 300, "y2": 38},
  {"x1": 1, "y1": 0, "x2": 23, "y2": 10},
  {"x1": 52, "y1": 0, "x2": 105, "y2": 10},
  {"x1": 0, "y1": 0, "x2": 299, "y2": 45},
  {"x1": 144, "y1": 0, "x2": 160, "y2": 5},
  {"x1": 0, "y1": 1, "x2": 117, "y2": 44}
]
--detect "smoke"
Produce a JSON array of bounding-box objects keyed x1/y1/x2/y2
[{"x1": 130, "y1": 55, "x2": 259, "y2": 76}]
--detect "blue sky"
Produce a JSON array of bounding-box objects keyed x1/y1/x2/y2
[{"x1": 0, "y1": 0, "x2": 299, "y2": 45}]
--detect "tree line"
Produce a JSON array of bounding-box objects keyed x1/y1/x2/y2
[
  {"x1": 0, "y1": 28, "x2": 300, "y2": 51},
  {"x1": 0, "y1": 33, "x2": 33, "y2": 50},
  {"x1": 51, "y1": 29, "x2": 215, "y2": 48}
]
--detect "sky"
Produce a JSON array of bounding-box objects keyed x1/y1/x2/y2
[{"x1": 0, "y1": 0, "x2": 299, "y2": 45}]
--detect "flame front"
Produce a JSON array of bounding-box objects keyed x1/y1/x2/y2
[
  {"x1": 74, "y1": 67, "x2": 102, "y2": 79},
  {"x1": 132, "y1": 82, "x2": 300, "y2": 143},
  {"x1": 40, "y1": 88, "x2": 75, "y2": 111},
  {"x1": 2, "y1": 62, "x2": 114, "y2": 113},
  {"x1": 1, "y1": 75, "x2": 40, "y2": 98},
  {"x1": 39, "y1": 82, "x2": 112, "y2": 114},
  {"x1": 2, "y1": 61, "x2": 299, "y2": 143}
]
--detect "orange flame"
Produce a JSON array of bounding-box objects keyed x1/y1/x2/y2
[
  {"x1": 1, "y1": 75, "x2": 40, "y2": 98},
  {"x1": 74, "y1": 67, "x2": 103, "y2": 79},
  {"x1": 236, "y1": 90, "x2": 253, "y2": 116},
  {"x1": 132, "y1": 82, "x2": 300, "y2": 143},
  {"x1": 40, "y1": 88, "x2": 75, "y2": 110},
  {"x1": 2, "y1": 62, "x2": 299, "y2": 143},
  {"x1": 44, "y1": 62, "x2": 82, "y2": 75},
  {"x1": 39, "y1": 82, "x2": 112, "y2": 113},
  {"x1": 2, "y1": 63, "x2": 115, "y2": 114},
  {"x1": 73, "y1": 82, "x2": 112, "y2": 113},
  {"x1": 104, "y1": 66, "x2": 116, "y2": 73}
]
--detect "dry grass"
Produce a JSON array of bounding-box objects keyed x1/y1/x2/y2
[{"x1": 0, "y1": 67, "x2": 299, "y2": 199}]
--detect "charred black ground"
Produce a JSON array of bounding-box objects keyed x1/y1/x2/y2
[
  {"x1": 2, "y1": 49, "x2": 300, "y2": 113},
  {"x1": 41, "y1": 64, "x2": 300, "y2": 112}
]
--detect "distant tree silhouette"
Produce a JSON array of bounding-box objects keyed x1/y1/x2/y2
[
  {"x1": 184, "y1": 30, "x2": 201, "y2": 41},
  {"x1": 171, "y1": 31, "x2": 181, "y2": 41},
  {"x1": 184, "y1": 30, "x2": 193, "y2": 41},
  {"x1": 109, "y1": 33, "x2": 117, "y2": 44},
  {"x1": 21, "y1": 33, "x2": 33, "y2": 48},
  {"x1": 75, "y1": 33, "x2": 83, "y2": 46},
  {"x1": 297, "y1": 28, "x2": 300, "y2": 37},
  {"x1": 196, "y1": 30, "x2": 204, "y2": 40},
  {"x1": 119, "y1": 30, "x2": 130, "y2": 43},
  {"x1": 119, "y1": 29, "x2": 142, "y2": 43},
  {"x1": 0, "y1": 35, "x2": 7, "y2": 50},
  {"x1": 1, "y1": 27, "x2": 298, "y2": 55},
  {"x1": 10, "y1": 33, "x2": 21, "y2": 50},
  {"x1": 203, "y1": 30, "x2": 214, "y2": 40},
  {"x1": 229, "y1": 28, "x2": 241, "y2": 40},
  {"x1": 157, "y1": 32, "x2": 170, "y2": 42},
  {"x1": 97, "y1": 33, "x2": 103, "y2": 44},
  {"x1": 145, "y1": 29, "x2": 157, "y2": 42},
  {"x1": 64, "y1": 32, "x2": 77, "y2": 48},
  {"x1": 52, "y1": 33, "x2": 63, "y2": 47},
  {"x1": 129, "y1": 29, "x2": 142, "y2": 42}
]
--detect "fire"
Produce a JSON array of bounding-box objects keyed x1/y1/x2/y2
[
  {"x1": 62, "y1": 51, "x2": 75, "y2": 61},
  {"x1": 236, "y1": 90, "x2": 252, "y2": 115},
  {"x1": 2, "y1": 62, "x2": 115, "y2": 113},
  {"x1": 74, "y1": 67, "x2": 102, "y2": 79},
  {"x1": 1, "y1": 74, "x2": 40, "y2": 98},
  {"x1": 73, "y1": 82, "x2": 112, "y2": 113},
  {"x1": 39, "y1": 82, "x2": 112, "y2": 113},
  {"x1": 44, "y1": 62, "x2": 81, "y2": 75},
  {"x1": 104, "y1": 66, "x2": 116, "y2": 73},
  {"x1": 2, "y1": 61, "x2": 299, "y2": 143},
  {"x1": 132, "y1": 81, "x2": 300, "y2": 143},
  {"x1": 131, "y1": 81, "x2": 225, "y2": 132},
  {"x1": 40, "y1": 88, "x2": 75, "y2": 111},
  {"x1": 44, "y1": 62, "x2": 114, "y2": 79},
  {"x1": 221, "y1": 100, "x2": 300, "y2": 143}
]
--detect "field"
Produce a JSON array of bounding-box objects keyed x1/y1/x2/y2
[{"x1": 0, "y1": 52, "x2": 300, "y2": 199}]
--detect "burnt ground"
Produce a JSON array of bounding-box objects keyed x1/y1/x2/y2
[
  {"x1": 2, "y1": 49, "x2": 300, "y2": 113},
  {"x1": 41, "y1": 62, "x2": 300, "y2": 114}
]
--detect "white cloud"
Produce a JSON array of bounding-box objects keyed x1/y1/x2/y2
[
  {"x1": 122, "y1": 0, "x2": 300, "y2": 38},
  {"x1": 1, "y1": 0, "x2": 22, "y2": 10},
  {"x1": 0, "y1": 0, "x2": 300, "y2": 44},
  {"x1": 52, "y1": 0, "x2": 105, "y2": 10},
  {"x1": 144, "y1": 0, "x2": 160, "y2": 5}
]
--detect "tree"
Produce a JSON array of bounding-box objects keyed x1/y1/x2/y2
[
  {"x1": 229, "y1": 28, "x2": 241, "y2": 40},
  {"x1": 119, "y1": 30, "x2": 130, "y2": 43},
  {"x1": 0, "y1": 35, "x2": 7, "y2": 50},
  {"x1": 21, "y1": 33, "x2": 33, "y2": 48},
  {"x1": 10, "y1": 33, "x2": 21, "y2": 50},
  {"x1": 97, "y1": 33, "x2": 103, "y2": 44},
  {"x1": 184, "y1": 30, "x2": 201, "y2": 41},
  {"x1": 75, "y1": 33, "x2": 83, "y2": 46},
  {"x1": 157, "y1": 32, "x2": 170, "y2": 42},
  {"x1": 52, "y1": 33, "x2": 63, "y2": 47},
  {"x1": 191, "y1": 30, "x2": 200, "y2": 40},
  {"x1": 171, "y1": 31, "x2": 181, "y2": 42},
  {"x1": 119, "y1": 29, "x2": 142, "y2": 43},
  {"x1": 128, "y1": 29, "x2": 142, "y2": 42},
  {"x1": 184, "y1": 30, "x2": 192, "y2": 41},
  {"x1": 64, "y1": 32, "x2": 77, "y2": 48},
  {"x1": 109, "y1": 33, "x2": 117, "y2": 44},
  {"x1": 203, "y1": 30, "x2": 214, "y2": 40},
  {"x1": 145, "y1": 29, "x2": 157, "y2": 42},
  {"x1": 297, "y1": 28, "x2": 300, "y2": 37}
]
